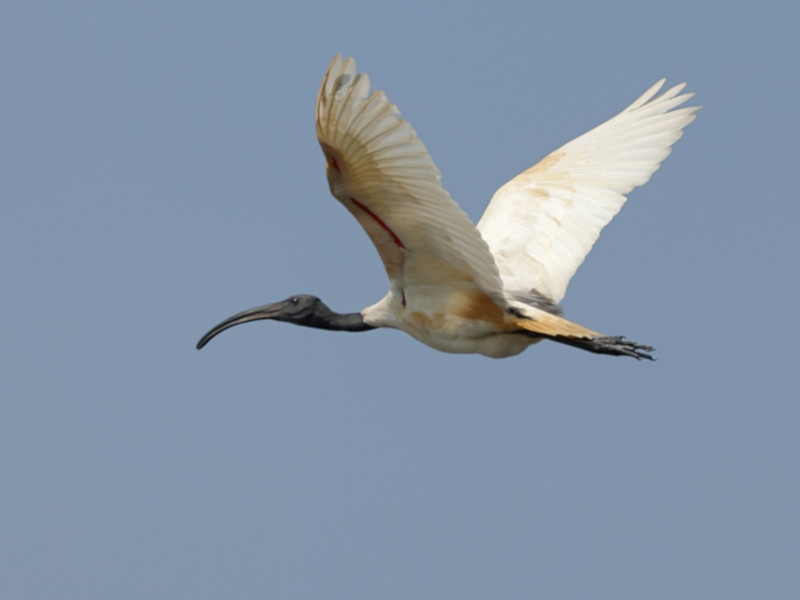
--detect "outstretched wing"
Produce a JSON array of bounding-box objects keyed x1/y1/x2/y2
[
  {"x1": 316, "y1": 55, "x2": 505, "y2": 304},
  {"x1": 477, "y1": 79, "x2": 700, "y2": 305}
]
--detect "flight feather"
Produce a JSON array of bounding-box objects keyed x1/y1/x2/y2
[
  {"x1": 316, "y1": 55, "x2": 505, "y2": 302},
  {"x1": 477, "y1": 79, "x2": 700, "y2": 304}
]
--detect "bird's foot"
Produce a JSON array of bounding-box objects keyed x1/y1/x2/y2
[{"x1": 592, "y1": 336, "x2": 655, "y2": 360}]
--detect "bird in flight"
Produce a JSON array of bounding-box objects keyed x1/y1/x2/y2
[{"x1": 197, "y1": 55, "x2": 698, "y2": 359}]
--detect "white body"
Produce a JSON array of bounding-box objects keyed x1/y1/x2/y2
[{"x1": 362, "y1": 288, "x2": 536, "y2": 358}]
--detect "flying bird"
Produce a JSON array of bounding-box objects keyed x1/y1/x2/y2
[{"x1": 197, "y1": 55, "x2": 699, "y2": 359}]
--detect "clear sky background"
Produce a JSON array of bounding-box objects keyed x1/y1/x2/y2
[{"x1": 2, "y1": 1, "x2": 797, "y2": 599}]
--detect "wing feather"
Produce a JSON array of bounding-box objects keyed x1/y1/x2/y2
[
  {"x1": 316, "y1": 55, "x2": 504, "y2": 302},
  {"x1": 477, "y1": 79, "x2": 699, "y2": 304}
]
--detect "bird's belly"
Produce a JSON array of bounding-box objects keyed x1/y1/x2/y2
[
  {"x1": 398, "y1": 311, "x2": 534, "y2": 358},
  {"x1": 363, "y1": 286, "x2": 537, "y2": 358}
]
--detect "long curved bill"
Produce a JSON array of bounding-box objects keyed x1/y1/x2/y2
[{"x1": 196, "y1": 302, "x2": 284, "y2": 350}]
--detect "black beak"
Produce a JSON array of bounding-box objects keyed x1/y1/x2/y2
[{"x1": 196, "y1": 302, "x2": 285, "y2": 350}]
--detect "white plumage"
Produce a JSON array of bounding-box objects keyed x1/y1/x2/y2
[{"x1": 197, "y1": 55, "x2": 699, "y2": 359}]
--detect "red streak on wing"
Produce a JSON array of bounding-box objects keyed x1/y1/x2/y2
[
  {"x1": 349, "y1": 197, "x2": 406, "y2": 250},
  {"x1": 330, "y1": 156, "x2": 340, "y2": 172},
  {"x1": 401, "y1": 290, "x2": 406, "y2": 307}
]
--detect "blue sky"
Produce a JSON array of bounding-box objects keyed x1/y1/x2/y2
[{"x1": 2, "y1": 1, "x2": 797, "y2": 598}]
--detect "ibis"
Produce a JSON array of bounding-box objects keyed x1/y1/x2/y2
[{"x1": 197, "y1": 55, "x2": 699, "y2": 359}]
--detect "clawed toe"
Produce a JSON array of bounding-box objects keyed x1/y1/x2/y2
[{"x1": 593, "y1": 336, "x2": 655, "y2": 360}]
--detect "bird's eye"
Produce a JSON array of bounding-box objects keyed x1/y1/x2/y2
[{"x1": 290, "y1": 297, "x2": 299, "y2": 304}]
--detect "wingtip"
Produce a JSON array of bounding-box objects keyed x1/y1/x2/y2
[
  {"x1": 628, "y1": 79, "x2": 667, "y2": 109},
  {"x1": 325, "y1": 53, "x2": 343, "y2": 77},
  {"x1": 628, "y1": 78, "x2": 697, "y2": 112}
]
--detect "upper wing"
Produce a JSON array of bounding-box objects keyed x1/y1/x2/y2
[
  {"x1": 316, "y1": 55, "x2": 505, "y2": 304},
  {"x1": 477, "y1": 79, "x2": 700, "y2": 305}
]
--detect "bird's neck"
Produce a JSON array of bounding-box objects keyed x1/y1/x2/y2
[{"x1": 305, "y1": 307, "x2": 375, "y2": 332}]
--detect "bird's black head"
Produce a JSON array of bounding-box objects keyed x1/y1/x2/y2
[
  {"x1": 269, "y1": 294, "x2": 328, "y2": 324},
  {"x1": 196, "y1": 294, "x2": 372, "y2": 350}
]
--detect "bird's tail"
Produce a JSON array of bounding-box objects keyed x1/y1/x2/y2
[{"x1": 513, "y1": 310, "x2": 654, "y2": 360}]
